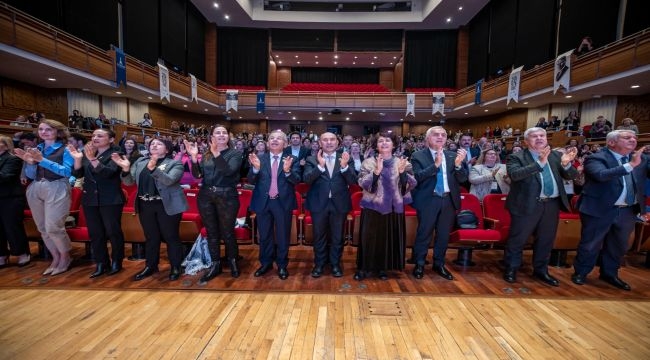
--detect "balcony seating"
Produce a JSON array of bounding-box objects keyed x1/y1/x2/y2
[
  {"x1": 281, "y1": 83, "x2": 389, "y2": 93},
  {"x1": 215, "y1": 85, "x2": 266, "y2": 91},
  {"x1": 404, "y1": 87, "x2": 456, "y2": 93}
]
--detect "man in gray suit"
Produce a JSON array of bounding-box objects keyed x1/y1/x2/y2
[{"x1": 503, "y1": 127, "x2": 577, "y2": 286}]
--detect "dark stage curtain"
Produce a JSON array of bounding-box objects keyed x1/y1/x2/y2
[
  {"x1": 403, "y1": 30, "x2": 458, "y2": 89},
  {"x1": 217, "y1": 28, "x2": 268, "y2": 86},
  {"x1": 291, "y1": 68, "x2": 379, "y2": 84}
]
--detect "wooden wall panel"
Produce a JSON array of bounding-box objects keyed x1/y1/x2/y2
[
  {"x1": 147, "y1": 103, "x2": 216, "y2": 130},
  {"x1": 379, "y1": 69, "x2": 394, "y2": 90},
  {"x1": 276, "y1": 67, "x2": 291, "y2": 90},
  {"x1": 445, "y1": 109, "x2": 528, "y2": 139},
  {"x1": 393, "y1": 60, "x2": 404, "y2": 91},
  {"x1": 0, "y1": 78, "x2": 67, "y2": 122},
  {"x1": 205, "y1": 23, "x2": 217, "y2": 86},
  {"x1": 616, "y1": 93, "x2": 650, "y2": 134}
]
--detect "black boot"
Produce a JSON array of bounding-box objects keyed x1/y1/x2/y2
[
  {"x1": 199, "y1": 261, "x2": 222, "y2": 283},
  {"x1": 229, "y1": 258, "x2": 240, "y2": 278},
  {"x1": 89, "y1": 263, "x2": 107, "y2": 278},
  {"x1": 169, "y1": 266, "x2": 182, "y2": 281},
  {"x1": 107, "y1": 261, "x2": 123, "y2": 276}
]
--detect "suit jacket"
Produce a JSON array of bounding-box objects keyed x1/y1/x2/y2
[
  {"x1": 0, "y1": 152, "x2": 24, "y2": 198},
  {"x1": 505, "y1": 148, "x2": 577, "y2": 215},
  {"x1": 579, "y1": 149, "x2": 650, "y2": 218},
  {"x1": 411, "y1": 148, "x2": 468, "y2": 211},
  {"x1": 302, "y1": 153, "x2": 357, "y2": 213},
  {"x1": 282, "y1": 146, "x2": 310, "y2": 162},
  {"x1": 71, "y1": 145, "x2": 125, "y2": 206},
  {"x1": 248, "y1": 153, "x2": 301, "y2": 212},
  {"x1": 121, "y1": 157, "x2": 188, "y2": 215}
]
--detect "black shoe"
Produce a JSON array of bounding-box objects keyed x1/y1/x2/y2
[
  {"x1": 107, "y1": 261, "x2": 123, "y2": 276},
  {"x1": 378, "y1": 271, "x2": 388, "y2": 280},
  {"x1": 311, "y1": 265, "x2": 323, "y2": 278},
  {"x1": 254, "y1": 264, "x2": 273, "y2": 277},
  {"x1": 278, "y1": 267, "x2": 289, "y2": 280},
  {"x1": 503, "y1": 268, "x2": 517, "y2": 283},
  {"x1": 533, "y1": 271, "x2": 560, "y2": 287},
  {"x1": 599, "y1": 274, "x2": 631, "y2": 291},
  {"x1": 412, "y1": 264, "x2": 424, "y2": 279},
  {"x1": 353, "y1": 271, "x2": 365, "y2": 281},
  {"x1": 169, "y1": 266, "x2": 181, "y2": 281},
  {"x1": 433, "y1": 265, "x2": 454, "y2": 280},
  {"x1": 331, "y1": 265, "x2": 343, "y2": 278},
  {"x1": 134, "y1": 266, "x2": 158, "y2": 281},
  {"x1": 199, "y1": 262, "x2": 222, "y2": 283},
  {"x1": 571, "y1": 273, "x2": 586, "y2": 285},
  {"x1": 89, "y1": 263, "x2": 107, "y2": 278},
  {"x1": 229, "y1": 258, "x2": 240, "y2": 278}
]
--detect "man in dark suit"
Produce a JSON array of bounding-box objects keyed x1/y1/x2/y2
[
  {"x1": 303, "y1": 132, "x2": 357, "y2": 278},
  {"x1": 458, "y1": 133, "x2": 480, "y2": 165},
  {"x1": 411, "y1": 126, "x2": 468, "y2": 280},
  {"x1": 503, "y1": 127, "x2": 578, "y2": 286},
  {"x1": 248, "y1": 130, "x2": 301, "y2": 280},
  {"x1": 572, "y1": 130, "x2": 650, "y2": 290},
  {"x1": 283, "y1": 131, "x2": 310, "y2": 169}
]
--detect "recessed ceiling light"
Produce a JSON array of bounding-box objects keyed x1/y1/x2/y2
[
  {"x1": 275, "y1": 55, "x2": 280, "y2": 58},
  {"x1": 458, "y1": 6, "x2": 463, "y2": 11},
  {"x1": 393, "y1": 56, "x2": 397, "y2": 59},
  {"x1": 292, "y1": 116, "x2": 296, "y2": 120},
  {"x1": 373, "y1": 56, "x2": 377, "y2": 59},
  {"x1": 318, "y1": 117, "x2": 323, "y2": 120},
  {"x1": 348, "y1": 112, "x2": 353, "y2": 115},
  {"x1": 334, "y1": 55, "x2": 338, "y2": 59},
  {"x1": 239, "y1": 116, "x2": 242, "y2": 119},
  {"x1": 278, "y1": 61, "x2": 282, "y2": 64},
  {"x1": 82, "y1": 88, "x2": 90, "y2": 91},
  {"x1": 297, "y1": 61, "x2": 300, "y2": 64},
  {"x1": 484, "y1": 109, "x2": 489, "y2": 112},
  {"x1": 523, "y1": 101, "x2": 528, "y2": 104},
  {"x1": 400, "y1": 118, "x2": 403, "y2": 121},
  {"x1": 446, "y1": 17, "x2": 452, "y2": 23},
  {"x1": 213, "y1": 2, "x2": 219, "y2": 8},
  {"x1": 389, "y1": 62, "x2": 393, "y2": 65},
  {"x1": 288, "y1": 111, "x2": 292, "y2": 114},
  {"x1": 224, "y1": 14, "x2": 229, "y2": 20},
  {"x1": 204, "y1": 109, "x2": 208, "y2": 112},
  {"x1": 631, "y1": 84, "x2": 640, "y2": 88},
  {"x1": 565, "y1": 95, "x2": 572, "y2": 98},
  {"x1": 428, "y1": 119, "x2": 432, "y2": 122},
  {"x1": 345, "y1": 117, "x2": 350, "y2": 121},
  {"x1": 371, "y1": 62, "x2": 375, "y2": 65},
  {"x1": 294, "y1": 55, "x2": 299, "y2": 58},
  {"x1": 361, "y1": 109, "x2": 366, "y2": 112},
  {"x1": 315, "y1": 61, "x2": 319, "y2": 64},
  {"x1": 464, "y1": 112, "x2": 468, "y2": 115},
  {"x1": 115, "y1": 91, "x2": 122, "y2": 94},
  {"x1": 147, "y1": 96, "x2": 153, "y2": 100},
  {"x1": 354, "y1": 56, "x2": 358, "y2": 59},
  {"x1": 183, "y1": 104, "x2": 188, "y2": 108},
  {"x1": 47, "y1": 77, "x2": 56, "y2": 82},
  {"x1": 334, "y1": 61, "x2": 337, "y2": 65},
  {"x1": 352, "y1": 62, "x2": 356, "y2": 65},
  {"x1": 318, "y1": 112, "x2": 322, "y2": 114}
]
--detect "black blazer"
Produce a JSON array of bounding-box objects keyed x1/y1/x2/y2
[
  {"x1": 248, "y1": 153, "x2": 301, "y2": 212},
  {"x1": 282, "y1": 146, "x2": 310, "y2": 162},
  {"x1": 410, "y1": 148, "x2": 468, "y2": 211},
  {"x1": 579, "y1": 149, "x2": 650, "y2": 218},
  {"x1": 72, "y1": 145, "x2": 125, "y2": 206},
  {"x1": 302, "y1": 153, "x2": 357, "y2": 214},
  {"x1": 505, "y1": 148, "x2": 578, "y2": 215},
  {"x1": 0, "y1": 152, "x2": 24, "y2": 198}
]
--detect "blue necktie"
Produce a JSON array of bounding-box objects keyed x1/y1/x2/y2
[
  {"x1": 621, "y1": 156, "x2": 635, "y2": 205},
  {"x1": 541, "y1": 163, "x2": 554, "y2": 197},
  {"x1": 435, "y1": 152, "x2": 445, "y2": 195}
]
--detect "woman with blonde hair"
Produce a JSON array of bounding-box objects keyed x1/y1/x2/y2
[
  {"x1": 14, "y1": 119, "x2": 74, "y2": 275},
  {"x1": 469, "y1": 148, "x2": 510, "y2": 201}
]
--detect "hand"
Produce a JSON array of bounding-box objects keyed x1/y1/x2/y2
[
  {"x1": 316, "y1": 150, "x2": 326, "y2": 168},
  {"x1": 340, "y1": 151, "x2": 350, "y2": 168},
  {"x1": 147, "y1": 154, "x2": 158, "y2": 171},
  {"x1": 83, "y1": 143, "x2": 97, "y2": 160},
  {"x1": 26, "y1": 148, "x2": 43, "y2": 162},
  {"x1": 374, "y1": 155, "x2": 383, "y2": 175},
  {"x1": 67, "y1": 144, "x2": 83, "y2": 160},
  {"x1": 299, "y1": 159, "x2": 306, "y2": 166},
  {"x1": 629, "y1": 147, "x2": 645, "y2": 168},
  {"x1": 110, "y1": 152, "x2": 130, "y2": 171},
  {"x1": 397, "y1": 157, "x2": 408, "y2": 174},
  {"x1": 561, "y1": 147, "x2": 578, "y2": 166},
  {"x1": 183, "y1": 140, "x2": 199, "y2": 158},
  {"x1": 14, "y1": 148, "x2": 35, "y2": 164},
  {"x1": 492, "y1": 167, "x2": 500, "y2": 178},
  {"x1": 538, "y1": 146, "x2": 551, "y2": 165},
  {"x1": 434, "y1": 149, "x2": 443, "y2": 168},
  {"x1": 282, "y1": 156, "x2": 293, "y2": 173},
  {"x1": 455, "y1": 148, "x2": 467, "y2": 167},
  {"x1": 248, "y1": 153, "x2": 260, "y2": 171}
]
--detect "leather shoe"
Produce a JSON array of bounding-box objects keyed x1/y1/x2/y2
[
  {"x1": 229, "y1": 258, "x2": 240, "y2": 278},
  {"x1": 433, "y1": 265, "x2": 454, "y2": 280},
  {"x1": 199, "y1": 262, "x2": 222, "y2": 283},
  {"x1": 378, "y1": 271, "x2": 388, "y2": 280},
  {"x1": 134, "y1": 266, "x2": 158, "y2": 281},
  {"x1": 254, "y1": 264, "x2": 273, "y2": 277},
  {"x1": 533, "y1": 271, "x2": 560, "y2": 287},
  {"x1": 331, "y1": 265, "x2": 343, "y2": 278},
  {"x1": 503, "y1": 268, "x2": 517, "y2": 283},
  {"x1": 353, "y1": 271, "x2": 365, "y2": 281},
  {"x1": 412, "y1": 264, "x2": 424, "y2": 279},
  {"x1": 89, "y1": 263, "x2": 107, "y2": 278},
  {"x1": 278, "y1": 267, "x2": 289, "y2": 280},
  {"x1": 571, "y1": 273, "x2": 586, "y2": 285},
  {"x1": 169, "y1": 266, "x2": 181, "y2": 281},
  {"x1": 17, "y1": 254, "x2": 31, "y2": 267},
  {"x1": 107, "y1": 261, "x2": 122, "y2": 276},
  {"x1": 599, "y1": 274, "x2": 631, "y2": 291},
  {"x1": 311, "y1": 265, "x2": 323, "y2": 278}
]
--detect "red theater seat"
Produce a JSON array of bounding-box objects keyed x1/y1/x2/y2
[{"x1": 449, "y1": 193, "x2": 502, "y2": 266}]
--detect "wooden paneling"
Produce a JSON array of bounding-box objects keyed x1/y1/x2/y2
[
  {"x1": 616, "y1": 93, "x2": 650, "y2": 134},
  {"x1": 393, "y1": 59, "x2": 404, "y2": 91},
  {"x1": 0, "y1": 78, "x2": 67, "y2": 122},
  {"x1": 204, "y1": 23, "x2": 217, "y2": 85},
  {"x1": 147, "y1": 103, "x2": 214, "y2": 130},
  {"x1": 379, "y1": 69, "x2": 394, "y2": 90},
  {"x1": 276, "y1": 67, "x2": 291, "y2": 89}
]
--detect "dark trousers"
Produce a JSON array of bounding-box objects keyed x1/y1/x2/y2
[
  {"x1": 574, "y1": 207, "x2": 636, "y2": 277},
  {"x1": 0, "y1": 196, "x2": 29, "y2": 256},
  {"x1": 256, "y1": 199, "x2": 292, "y2": 268},
  {"x1": 311, "y1": 199, "x2": 347, "y2": 267},
  {"x1": 413, "y1": 195, "x2": 455, "y2": 267},
  {"x1": 197, "y1": 187, "x2": 240, "y2": 261},
  {"x1": 504, "y1": 198, "x2": 560, "y2": 271},
  {"x1": 137, "y1": 199, "x2": 183, "y2": 269},
  {"x1": 84, "y1": 204, "x2": 125, "y2": 265}
]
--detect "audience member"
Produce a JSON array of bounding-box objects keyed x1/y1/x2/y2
[
  {"x1": 68, "y1": 110, "x2": 84, "y2": 129},
  {"x1": 140, "y1": 113, "x2": 153, "y2": 127},
  {"x1": 469, "y1": 149, "x2": 509, "y2": 201},
  {"x1": 589, "y1": 116, "x2": 611, "y2": 139},
  {"x1": 575, "y1": 36, "x2": 594, "y2": 56},
  {"x1": 616, "y1": 118, "x2": 639, "y2": 134}
]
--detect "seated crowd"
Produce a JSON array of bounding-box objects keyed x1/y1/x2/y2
[{"x1": 0, "y1": 113, "x2": 647, "y2": 292}]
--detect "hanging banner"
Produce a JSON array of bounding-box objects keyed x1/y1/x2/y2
[
  {"x1": 432, "y1": 92, "x2": 445, "y2": 115},
  {"x1": 406, "y1": 93, "x2": 415, "y2": 116},
  {"x1": 474, "y1": 79, "x2": 483, "y2": 105},
  {"x1": 115, "y1": 47, "x2": 126, "y2": 88},
  {"x1": 256, "y1": 91, "x2": 265, "y2": 113},
  {"x1": 159, "y1": 63, "x2": 170, "y2": 103},
  {"x1": 507, "y1": 65, "x2": 524, "y2": 105},
  {"x1": 226, "y1": 89, "x2": 239, "y2": 112},
  {"x1": 190, "y1": 74, "x2": 198, "y2": 103},
  {"x1": 554, "y1": 49, "x2": 573, "y2": 94}
]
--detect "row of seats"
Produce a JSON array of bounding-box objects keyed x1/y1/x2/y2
[
  {"x1": 281, "y1": 83, "x2": 390, "y2": 93},
  {"x1": 214, "y1": 85, "x2": 266, "y2": 91},
  {"x1": 404, "y1": 87, "x2": 457, "y2": 93}
]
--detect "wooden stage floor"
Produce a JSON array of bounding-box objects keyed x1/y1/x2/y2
[{"x1": 0, "y1": 244, "x2": 649, "y2": 359}]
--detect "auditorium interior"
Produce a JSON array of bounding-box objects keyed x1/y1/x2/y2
[{"x1": 0, "y1": 0, "x2": 650, "y2": 359}]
